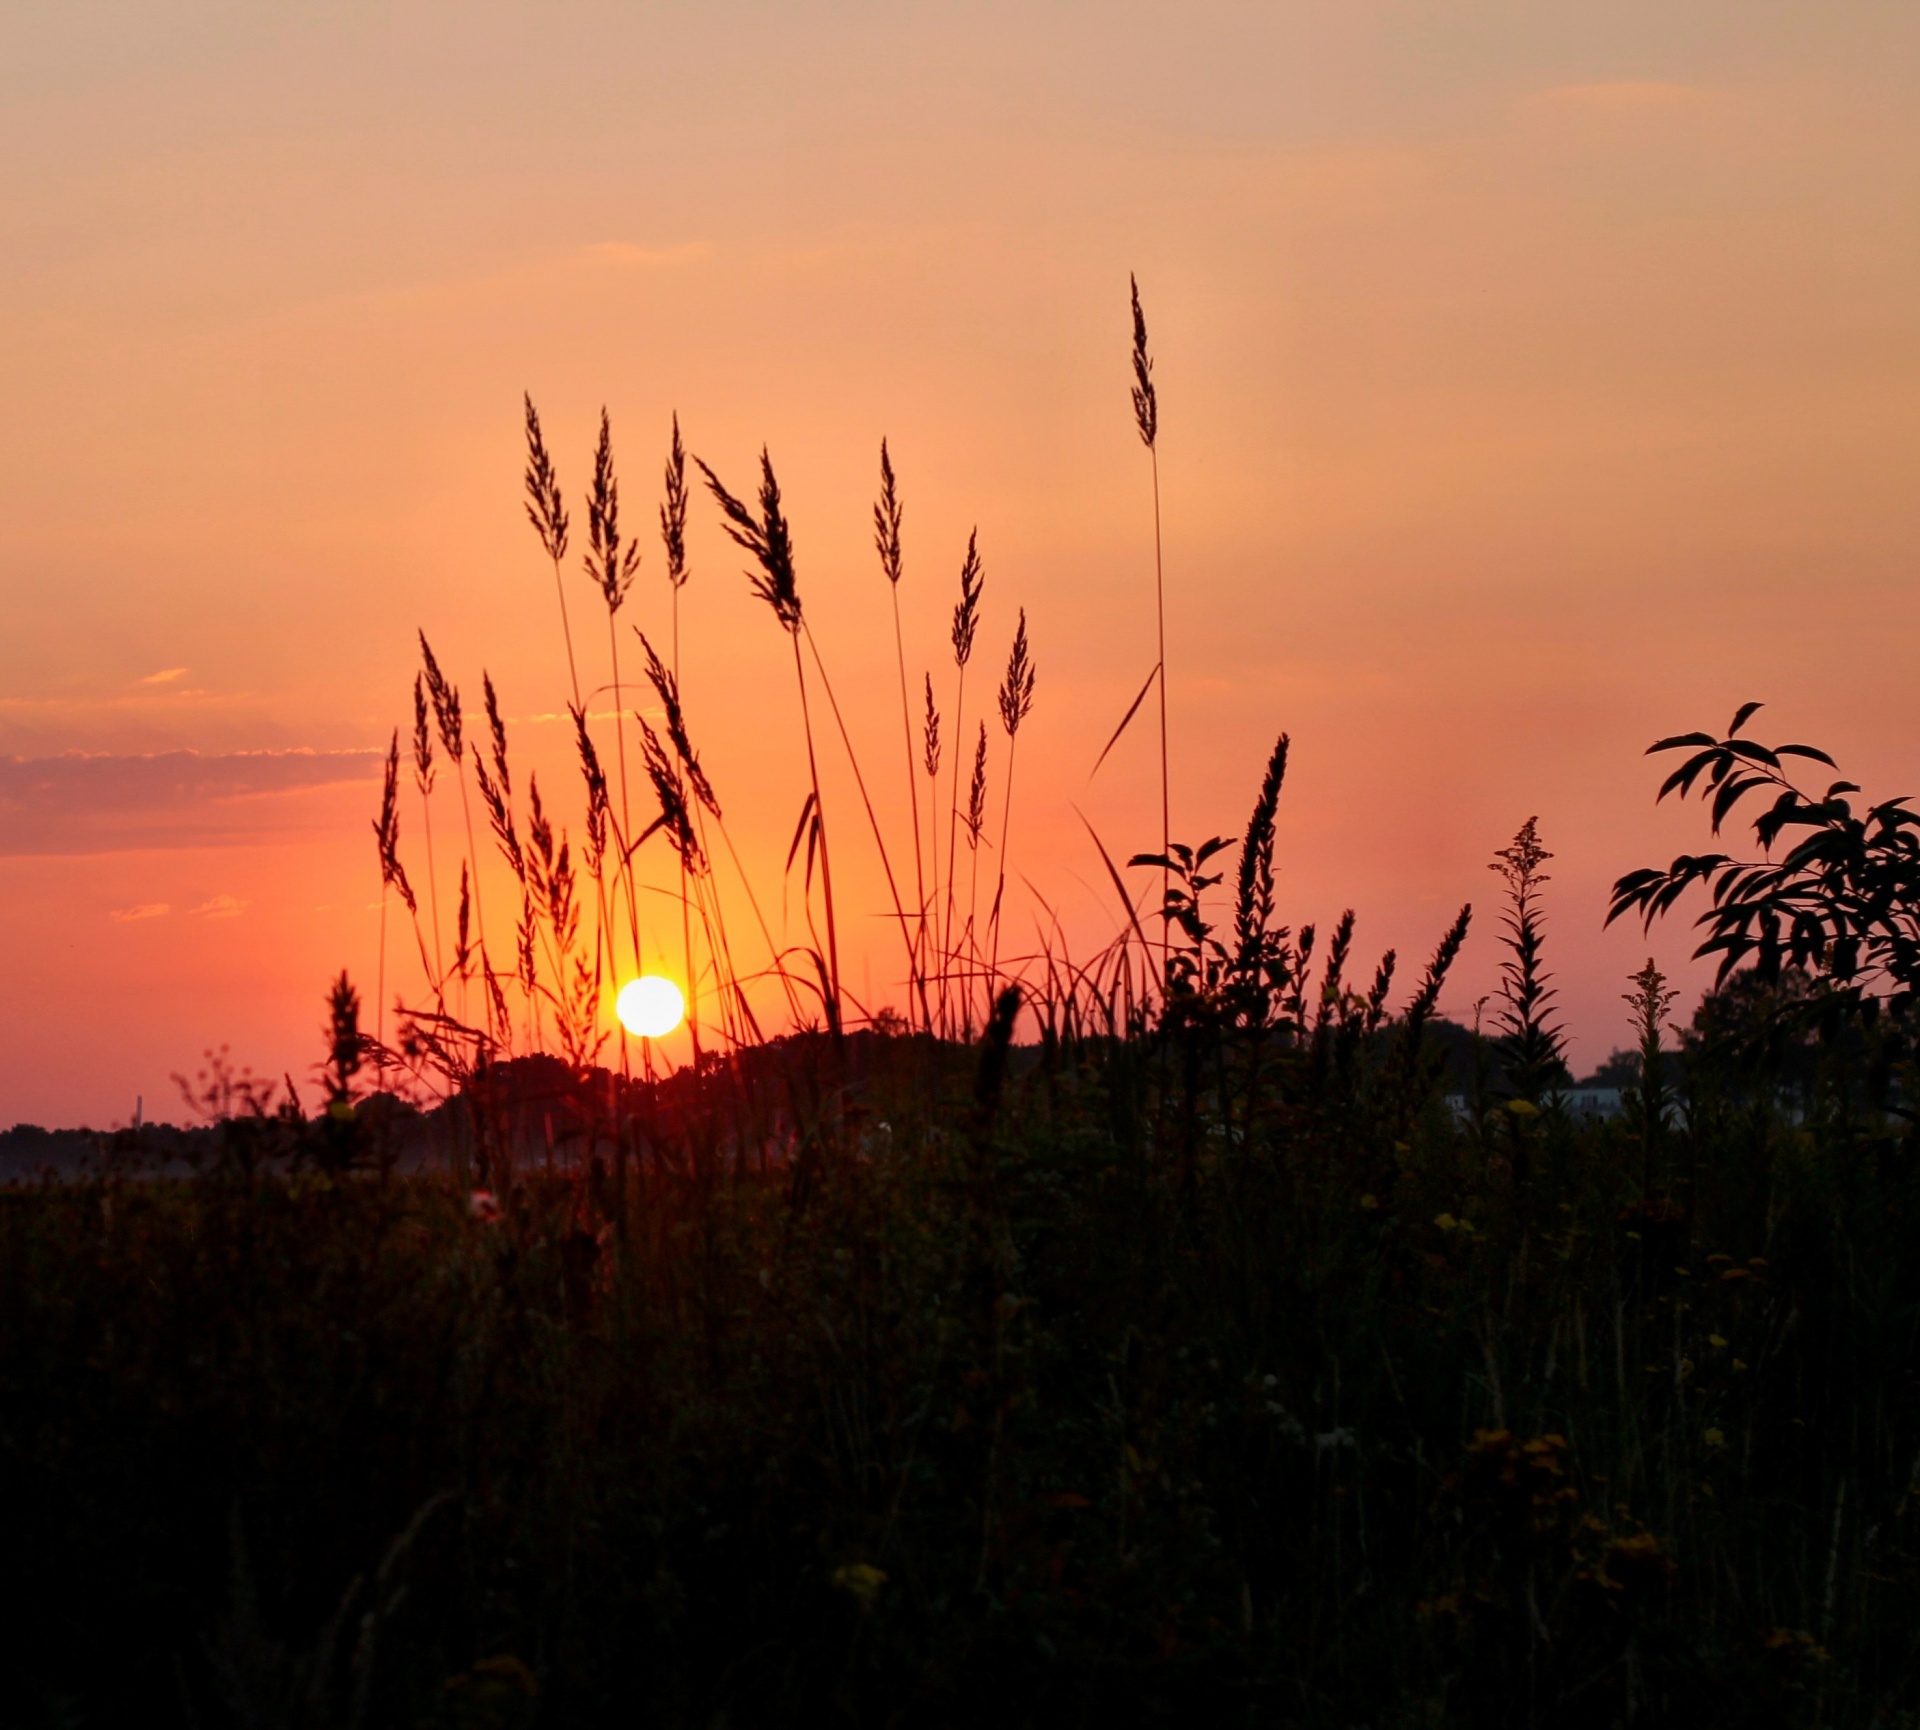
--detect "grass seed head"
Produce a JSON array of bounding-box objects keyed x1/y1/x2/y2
[
  {"x1": 522, "y1": 392, "x2": 569, "y2": 565},
  {"x1": 951, "y1": 530, "x2": 983, "y2": 668},
  {"x1": 1130, "y1": 273, "x2": 1158, "y2": 450}
]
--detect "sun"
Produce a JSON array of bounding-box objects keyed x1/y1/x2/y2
[{"x1": 615, "y1": 975, "x2": 685, "y2": 1039}]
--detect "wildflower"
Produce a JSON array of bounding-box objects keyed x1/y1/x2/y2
[
  {"x1": 830, "y1": 1562, "x2": 888, "y2": 1609},
  {"x1": 470, "y1": 1189, "x2": 501, "y2": 1223},
  {"x1": 1709, "y1": 1333, "x2": 1728, "y2": 1349},
  {"x1": 1703, "y1": 1428, "x2": 1727, "y2": 1450},
  {"x1": 1359, "y1": 1193, "x2": 1379, "y2": 1211},
  {"x1": 1506, "y1": 1098, "x2": 1539, "y2": 1118}
]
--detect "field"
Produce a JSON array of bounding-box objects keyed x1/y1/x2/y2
[
  {"x1": 2, "y1": 953, "x2": 1917, "y2": 1727},
  {"x1": 7, "y1": 323, "x2": 1919, "y2": 1728}
]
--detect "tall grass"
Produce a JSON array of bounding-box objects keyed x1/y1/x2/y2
[
  {"x1": 698, "y1": 449, "x2": 846, "y2": 1038},
  {"x1": 874, "y1": 441, "x2": 930, "y2": 1032},
  {"x1": 988, "y1": 607, "x2": 1036, "y2": 988},
  {"x1": 11, "y1": 304, "x2": 1910, "y2": 1725},
  {"x1": 1131, "y1": 274, "x2": 1170, "y2": 988},
  {"x1": 941, "y1": 532, "x2": 985, "y2": 1035},
  {"x1": 16, "y1": 688, "x2": 1920, "y2": 1722}
]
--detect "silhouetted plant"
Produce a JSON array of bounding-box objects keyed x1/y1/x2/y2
[
  {"x1": 584, "y1": 408, "x2": 644, "y2": 988},
  {"x1": 938, "y1": 531, "x2": 985, "y2": 1034},
  {"x1": 1624, "y1": 956, "x2": 1678, "y2": 1199},
  {"x1": 699, "y1": 448, "x2": 844, "y2": 1038},
  {"x1": 1489, "y1": 816, "x2": 1568, "y2": 1100},
  {"x1": 522, "y1": 392, "x2": 578, "y2": 707},
  {"x1": 1610, "y1": 701, "x2": 1920, "y2": 1031},
  {"x1": 873, "y1": 440, "x2": 930, "y2": 1027},
  {"x1": 1131, "y1": 273, "x2": 1169, "y2": 988}
]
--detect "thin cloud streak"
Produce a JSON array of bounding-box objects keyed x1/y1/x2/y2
[{"x1": 0, "y1": 749, "x2": 379, "y2": 857}]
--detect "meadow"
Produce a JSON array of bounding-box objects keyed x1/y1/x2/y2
[{"x1": 3, "y1": 289, "x2": 1918, "y2": 1729}]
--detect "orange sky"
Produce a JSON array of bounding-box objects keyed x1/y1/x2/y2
[{"x1": 3, "y1": 3, "x2": 1918, "y2": 1126}]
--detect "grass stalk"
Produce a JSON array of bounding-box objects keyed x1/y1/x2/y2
[
  {"x1": 523, "y1": 393, "x2": 581, "y2": 711},
  {"x1": 697, "y1": 448, "x2": 844, "y2": 1039},
  {"x1": 990, "y1": 608, "x2": 1036, "y2": 988},
  {"x1": 1129, "y1": 275, "x2": 1169, "y2": 996},
  {"x1": 943, "y1": 533, "x2": 985, "y2": 1036},
  {"x1": 874, "y1": 441, "x2": 929, "y2": 1030}
]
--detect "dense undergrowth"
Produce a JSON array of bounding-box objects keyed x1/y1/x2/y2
[{"x1": 2, "y1": 991, "x2": 1916, "y2": 1729}]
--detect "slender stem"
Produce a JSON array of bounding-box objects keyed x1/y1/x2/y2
[
  {"x1": 713, "y1": 810, "x2": 805, "y2": 1028},
  {"x1": 376, "y1": 881, "x2": 387, "y2": 1083},
  {"x1": 943, "y1": 662, "x2": 969, "y2": 1037},
  {"x1": 891, "y1": 587, "x2": 928, "y2": 1030},
  {"x1": 1151, "y1": 444, "x2": 1168, "y2": 998},
  {"x1": 966, "y1": 812, "x2": 982, "y2": 1034},
  {"x1": 455, "y1": 769, "x2": 491, "y2": 1035},
  {"x1": 791, "y1": 631, "x2": 843, "y2": 1037},
  {"x1": 552, "y1": 553, "x2": 581, "y2": 711},
  {"x1": 990, "y1": 733, "x2": 1019, "y2": 988},
  {"x1": 420, "y1": 784, "x2": 444, "y2": 992},
  {"x1": 926, "y1": 757, "x2": 941, "y2": 1023},
  {"x1": 668, "y1": 587, "x2": 702, "y2": 1061},
  {"x1": 803, "y1": 623, "x2": 925, "y2": 1033},
  {"x1": 607, "y1": 614, "x2": 641, "y2": 979}
]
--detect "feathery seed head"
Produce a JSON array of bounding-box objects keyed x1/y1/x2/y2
[
  {"x1": 874, "y1": 439, "x2": 904, "y2": 587},
  {"x1": 411, "y1": 674, "x2": 435, "y2": 794},
  {"x1": 660, "y1": 412, "x2": 689, "y2": 591},
  {"x1": 997, "y1": 608, "x2": 1036, "y2": 738},
  {"x1": 482, "y1": 671, "x2": 510, "y2": 798},
  {"x1": 922, "y1": 673, "x2": 941, "y2": 780},
  {"x1": 698, "y1": 448, "x2": 802, "y2": 632},
  {"x1": 585, "y1": 407, "x2": 641, "y2": 614},
  {"x1": 571, "y1": 703, "x2": 610, "y2": 878},
  {"x1": 374, "y1": 729, "x2": 416, "y2": 914},
  {"x1": 640, "y1": 717, "x2": 706, "y2": 872},
  {"x1": 951, "y1": 530, "x2": 983, "y2": 668},
  {"x1": 1129, "y1": 274, "x2": 1158, "y2": 450},
  {"x1": 522, "y1": 393, "x2": 569, "y2": 565},
  {"x1": 635, "y1": 628, "x2": 720, "y2": 818},
  {"x1": 966, "y1": 722, "x2": 989, "y2": 842},
  {"x1": 418, "y1": 631, "x2": 462, "y2": 763}
]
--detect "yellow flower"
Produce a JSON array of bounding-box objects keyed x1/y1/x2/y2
[
  {"x1": 1708, "y1": 1334, "x2": 1728, "y2": 1349},
  {"x1": 1359, "y1": 1194, "x2": 1380, "y2": 1211},
  {"x1": 1703, "y1": 1427, "x2": 1727, "y2": 1450},
  {"x1": 831, "y1": 1563, "x2": 888, "y2": 1609},
  {"x1": 1434, "y1": 1213, "x2": 1458, "y2": 1232},
  {"x1": 1507, "y1": 1099, "x2": 1539, "y2": 1118}
]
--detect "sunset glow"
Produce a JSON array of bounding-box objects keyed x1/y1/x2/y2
[{"x1": 0, "y1": 4, "x2": 1916, "y2": 1125}]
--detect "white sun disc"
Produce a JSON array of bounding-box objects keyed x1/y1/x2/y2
[{"x1": 616, "y1": 975, "x2": 685, "y2": 1039}]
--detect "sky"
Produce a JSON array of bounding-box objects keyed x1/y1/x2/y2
[{"x1": 2, "y1": 1, "x2": 1917, "y2": 1126}]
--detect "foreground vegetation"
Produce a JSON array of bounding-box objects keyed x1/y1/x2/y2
[
  {"x1": 11, "y1": 285, "x2": 1919, "y2": 1725},
  {"x1": 3, "y1": 943, "x2": 1917, "y2": 1727}
]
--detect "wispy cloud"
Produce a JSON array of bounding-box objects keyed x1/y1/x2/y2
[
  {"x1": 0, "y1": 748, "x2": 379, "y2": 856},
  {"x1": 190, "y1": 894, "x2": 247, "y2": 919},
  {"x1": 109, "y1": 902, "x2": 171, "y2": 922},
  {"x1": 1522, "y1": 81, "x2": 1723, "y2": 118},
  {"x1": 140, "y1": 668, "x2": 189, "y2": 685}
]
